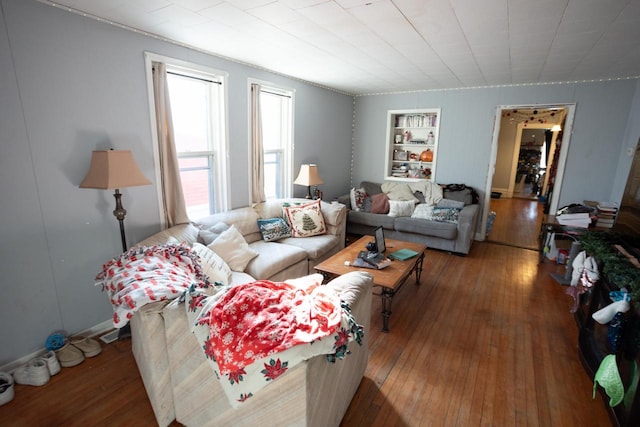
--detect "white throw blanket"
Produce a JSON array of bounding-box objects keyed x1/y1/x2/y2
[{"x1": 408, "y1": 181, "x2": 443, "y2": 205}]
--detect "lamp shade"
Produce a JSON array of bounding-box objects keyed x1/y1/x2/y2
[
  {"x1": 293, "y1": 164, "x2": 324, "y2": 186},
  {"x1": 80, "y1": 150, "x2": 151, "y2": 189}
]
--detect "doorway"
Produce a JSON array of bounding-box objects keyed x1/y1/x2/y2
[{"x1": 483, "y1": 104, "x2": 576, "y2": 249}]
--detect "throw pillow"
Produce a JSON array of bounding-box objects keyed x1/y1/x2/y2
[
  {"x1": 283, "y1": 199, "x2": 327, "y2": 237},
  {"x1": 411, "y1": 204, "x2": 434, "y2": 220},
  {"x1": 207, "y1": 225, "x2": 258, "y2": 271},
  {"x1": 437, "y1": 198, "x2": 465, "y2": 209},
  {"x1": 257, "y1": 217, "x2": 291, "y2": 242},
  {"x1": 191, "y1": 242, "x2": 232, "y2": 285},
  {"x1": 350, "y1": 187, "x2": 367, "y2": 211},
  {"x1": 369, "y1": 193, "x2": 390, "y2": 214},
  {"x1": 197, "y1": 222, "x2": 230, "y2": 245},
  {"x1": 432, "y1": 207, "x2": 462, "y2": 223},
  {"x1": 388, "y1": 200, "x2": 417, "y2": 217},
  {"x1": 381, "y1": 182, "x2": 419, "y2": 202}
]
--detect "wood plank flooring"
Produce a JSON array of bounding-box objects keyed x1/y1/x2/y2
[
  {"x1": 487, "y1": 197, "x2": 544, "y2": 250},
  {"x1": 0, "y1": 244, "x2": 613, "y2": 426}
]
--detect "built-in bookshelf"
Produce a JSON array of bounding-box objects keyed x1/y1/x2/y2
[{"x1": 384, "y1": 108, "x2": 441, "y2": 181}]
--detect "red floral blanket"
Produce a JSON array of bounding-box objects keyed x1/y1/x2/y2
[
  {"x1": 201, "y1": 279, "x2": 342, "y2": 374},
  {"x1": 186, "y1": 274, "x2": 364, "y2": 406}
]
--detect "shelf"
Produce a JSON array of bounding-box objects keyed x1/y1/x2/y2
[
  {"x1": 391, "y1": 160, "x2": 433, "y2": 164},
  {"x1": 393, "y1": 143, "x2": 435, "y2": 147},
  {"x1": 393, "y1": 126, "x2": 437, "y2": 130},
  {"x1": 385, "y1": 108, "x2": 440, "y2": 182}
]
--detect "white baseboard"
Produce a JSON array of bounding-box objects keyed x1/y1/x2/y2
[{"x1": 0, "y1": 319, "x2": 114, "y2": 374}]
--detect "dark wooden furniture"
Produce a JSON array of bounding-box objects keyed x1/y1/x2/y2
[
  {"x1": 314, "y1": 235, "x2": 425, "y2": 332},
  {"x1": 575, "y1": 254, "x2": 640, "y2": 427}
]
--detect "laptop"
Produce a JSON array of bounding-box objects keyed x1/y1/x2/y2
[{"x1": 374, "y1": 225, "x2": 386, "y2": 254}]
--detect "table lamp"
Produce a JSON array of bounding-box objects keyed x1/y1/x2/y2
[{"x1": 294, "y1": 164, "x2": 323, "y2": 199}]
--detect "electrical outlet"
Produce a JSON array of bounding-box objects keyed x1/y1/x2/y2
[{"x1": 627, "y1": 147, "x2": 635, "y2": 157}]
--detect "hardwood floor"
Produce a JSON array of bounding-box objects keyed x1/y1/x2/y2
[
  {"x1": 487, "y1": 197, "x2": 544, "y2": 250},
  {"x1": 0, "y1": 243, "x2": 612, "y2": 426}
]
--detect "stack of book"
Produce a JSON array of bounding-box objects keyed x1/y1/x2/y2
[
  {"x1": 596, "y1": 202, "x2": 619, "y2": 228},
  {"x1": 353, "y1": 251, "x2": 391, "y2": 269},
  {"x1": 390, "y1": 166, "x2": 409, "y2": 178}
]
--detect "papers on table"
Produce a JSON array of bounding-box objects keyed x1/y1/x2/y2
[{"x1": 556, "y1": 212, "x2": 591, "y2": 228}]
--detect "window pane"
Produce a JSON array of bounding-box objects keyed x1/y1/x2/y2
[
  {"x1": 260, "y1": 92, "x2": 283, "y2": 150},
  {"x1": 178, "y1": 157, "x2": 213, "y2": 220},
  {"x1": 167, "y1": 74, "x2": 210, "y2": 152},
  {"x1": 264, "y1": 151, "x2": 279, "y2": 199}
]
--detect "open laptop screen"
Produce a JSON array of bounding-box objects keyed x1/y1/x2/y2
[{"x1": 374, "y1": 226, "x2": 386, "y2": 254}]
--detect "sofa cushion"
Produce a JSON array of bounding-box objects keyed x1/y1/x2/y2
[
  {"x1": 348, "y1": 210, "x2": 396, "y2": 230},
  {"x1": 283, "y1": 199, "x2": 327, "y2": 237},
  {"x1": 207, "y1": 225, "x2": 259, "y2": 272},
  {"x1": 368, "y1": 193, "x2": 390, "y2": 214},
  {"x1": 197, "y1": 207, "x2": 260, "y2": 240},
  {"x1": 197, "y1": 222, "x2": 230, "y2": 245},
  {"x1": 432, "y1": 207, "x2": 462, "y2": 224},
  {"x1": 394, "y1": 217, "x2": 458, "y2": 240},
  {"x1": 135, "y1": 223, "x2": 199, "y2": 247},
  {"x1": 245, "y1": 240, "x2": 307, "y2": 279},
  {"x1": 360, "y1": 181, "x2": 382, "y2": 196},
  {"x1": 388, "y1": 200, "x2": 416, "y2": 217},
  {"x1": 381, "y1": 182, "x2": 419, "y2": 202},
  {"x1": 437, "y1": 198, "x2": 465, "y2": 209},
  {"x1": 191, "y1": 242, "x2": 232, "y2": 285},
  {"x1": 411, "y1": 204, "x2": 434, "y2": 220},
  {"x1": 257, "y1": 217, "x2": 291, "y2": 242},
  {"x1": 350, "y1": 187, "x2": 367, "y2": 212},
  {"x1": 278, "y1": 234, "x2": 341, "y2": 261}
]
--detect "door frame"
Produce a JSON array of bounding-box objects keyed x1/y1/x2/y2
[{"x1": 481, "y1": 103, "x2": 576, "y2": 239}]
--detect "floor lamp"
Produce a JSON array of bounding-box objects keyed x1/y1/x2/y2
[
  {"x1": 294, "y1": 164, "x2": 324, "y2": 199},
  {"x1": 80, "y1": 149, "x2": 151, "y2": 340}
]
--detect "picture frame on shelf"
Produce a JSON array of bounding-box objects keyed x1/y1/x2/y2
[{"x1": 393, "y1": 150, "x2": 409, "y2": 161}]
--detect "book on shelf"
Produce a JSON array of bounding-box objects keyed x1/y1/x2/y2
[
  {"x1": 353, "y1": 251, "x2": 391, "y2": 269},
  {"x1": 595, "y1": 201, "x2": 619, "y2": 228},
  {"x1": 388, "y1": 248, "x2": 419, "y2": 261}
]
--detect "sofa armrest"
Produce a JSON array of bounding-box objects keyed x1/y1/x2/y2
[
  {"x1": 337, "y1": 194, "x2": 351, "y2": 209},
  {"x1": 454, "y1": 204, "x2": 480, "y2": 254},
  {"x1": 320, "y1": 201, "x2": 347, "y2": 248}
]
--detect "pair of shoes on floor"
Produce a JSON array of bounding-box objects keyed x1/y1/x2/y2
[
  {"x1": 13, "y1": 358, "x2": 50, "y2": 386},
  {"x1": 54, "y1": 336, "x2": 102, "y2": 368},
  {"x1": 0, "y1": 372, "x2": 14, "y2": 405},
  {"x1": 11, "y1": 349, "x2": 62, "y2": 387}
]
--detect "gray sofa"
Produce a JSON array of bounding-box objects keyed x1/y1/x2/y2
[{"x1": 339, "y1": 181, "x2": 480, "y2": 255}]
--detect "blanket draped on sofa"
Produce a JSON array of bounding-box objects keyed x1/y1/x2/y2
[
  {"x1": 185, "y1": 274, "x2": 364, "y2": 406},
  {"x1": 95, "y1": 244, "x2": 208, "y2": 327}
]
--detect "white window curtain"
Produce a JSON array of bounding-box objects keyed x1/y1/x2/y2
[
  {"x1": 151, "y1": 61, "x2": 189, "y2": 227},
  {"x1": 250, "y1": 83, "x2": 266, "y2": 203}
]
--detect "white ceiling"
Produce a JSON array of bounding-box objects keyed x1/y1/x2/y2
[{"x1": 43, "y1": 0, "x2": 640, "y2": 95}]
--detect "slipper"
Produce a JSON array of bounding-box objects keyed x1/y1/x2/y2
[{"x1": 69, "y1": 336, "x2": 102, "y2": 358}]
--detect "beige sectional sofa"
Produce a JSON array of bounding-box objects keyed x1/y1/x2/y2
[{"x1": 128, "y1": 199, "x2": 373, "y2": 426}]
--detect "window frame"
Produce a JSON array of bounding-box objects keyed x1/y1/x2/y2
[
  {"x1": 248, "y1": 79, "x2": 295, "y2": 200},
  {"x1": 144, "y1": 52, "x2": 230, "y2": 226}
]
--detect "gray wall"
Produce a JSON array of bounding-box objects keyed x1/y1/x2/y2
[
  {"x1": 352, "y1": 81, "x2": 640, "y2": 232},
  {"x1": 0, "y1": 0, "x2": 353, "y2": 364}
]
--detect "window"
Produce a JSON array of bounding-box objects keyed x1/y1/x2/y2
[
  {"x1": 255, "y1": 83, "x2": 294, "y2": 199},
  {"x1": 146, "y1": 53, "x2": 228, "y2": 223}
]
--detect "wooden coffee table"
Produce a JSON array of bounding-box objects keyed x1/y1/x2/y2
[{"x1": 314, "y1": 235, "x2": 426, "y2": 332}]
